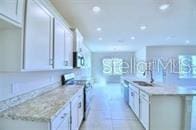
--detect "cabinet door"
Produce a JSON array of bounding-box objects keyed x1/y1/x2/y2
[
  {"x1": 140, "y1": 98, "x2": 149, "y2": 130},
  {"x1": 71, "y1": 97, "x2": 79, "y2": 130},
  {"x1": 0, "y1": 0, "x2": 23, "y2": 23},
  {"x1": 56, "y1": 113, "x2": 70, "y2": 130},
  {"x1": 54, "y1": 19, "x2": 66, "y2": 69},
  {"x1": 129, "y1": 88, "x2": 134, "y2": 110},
  {"x1": 64, "y1": 29, "x2": 73, "y2": 69},
  {"x1": 133, "y1": 93, "x2": 140, "y2": 118},
  {"x1": 78, "y1": 95, "x2": 84, "y2": 126},
  {"x1": 24, "y1": 0, "x2": 53, "y2": 70}
]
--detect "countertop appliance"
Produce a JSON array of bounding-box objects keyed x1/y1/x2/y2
[
  {"x1": 62, "y1": 73, "x2": 93, "y2": 120},
  {"x1": 121, "y1": 79, "x2": 129, "y2": 105}
]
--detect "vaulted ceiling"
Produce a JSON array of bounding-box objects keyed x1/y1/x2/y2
[{"x1": 51, "y1": 0, "x2": 196, "y2": 52}]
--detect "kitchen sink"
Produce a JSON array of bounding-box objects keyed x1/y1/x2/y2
[{"x1": 133, "y1": 81, "x2": 153, "y2": 87}]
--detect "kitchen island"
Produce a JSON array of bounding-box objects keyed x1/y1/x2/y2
[{"x1": 121, "y1": 76, "x2": 196, "y2": 130}]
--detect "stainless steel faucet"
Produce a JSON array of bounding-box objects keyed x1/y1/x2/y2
[{"x1": 143, "y1": 69, "x2": 154, "y2": 83}]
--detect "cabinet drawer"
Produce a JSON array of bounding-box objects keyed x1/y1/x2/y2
[
  {"x1": 140, "y1": 91, "x2": 149, "y2": 102},
  {"x1": 51, "y1": 105, "x2": 70, "y2": 130}
]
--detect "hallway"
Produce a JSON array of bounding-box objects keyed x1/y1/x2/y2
[{"x1": 80, "y1": 84, "x2": 145, "y2": 130}]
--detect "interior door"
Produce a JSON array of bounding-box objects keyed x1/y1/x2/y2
[
  {"x1": 24, "y1": 0, "x2": 53, "y2": 70},
  {"x1": 54, "y1": 19, "x2": 66, "y2": 69}
]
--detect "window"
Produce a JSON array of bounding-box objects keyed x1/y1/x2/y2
[
  {"x1": 102, "y1": 58, "x2": 123, "y2": 75},
  {"x1": 179, "y1": 55, "x2": 196, "y2": 78}
]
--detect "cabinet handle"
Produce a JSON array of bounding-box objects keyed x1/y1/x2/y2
[
  {"x1": 64, "y1": 61, "x2": 68, "y2": 66},
  {"x1": 49, "y1": 59, "x2": 53, "y2": 65},
  {"x1": 78, "y1": 102, "x2": 82, "y2": 108},
  {"x1": 131, "y1": 92, "x2": 134, "y2": 96},
  {"x1": 61, "y1": 113, "x2": 67, "y2": 119}
]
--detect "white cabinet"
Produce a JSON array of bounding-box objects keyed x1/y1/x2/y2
[
  {"x1": 54, "y1": 19, "x2": 66, "y2": 69},
  {"x1": 72, "y1": 28, "x2": 83, "y2": 52},
  {"x1": 0, "y1": 0, "x2": 24, "y2": 25},
  {"x1": 24, "y1": 0, "x2": 54, "y2": 70},
  {"x1": 139, "y1": 91, "x2": 149, "y2": 130},
  {"x1": 56, "y1": 115, "x2": 70, "y2": 130},
  {"x1": 54, "y1": 19, "x2": 73, "y2": 70},
  {"x1": 71, "y1": 89, "x2": 84, "y2": 130},
  {"x1": 78, "y1": 90, "x2": 84, "y2": 126},
  {"x1": 71, "y1": 96, "x2": 79, "y2": 130},
  {"x1": 129, "y1": 84, "x2": 140, "y2": 118},
  {"x1": 52, "y1": 105, "x2": 71, "y2": 130},
  {"x1": 64, "y1": 29, "x2": 73, "y2": 69},
  {"x1": 129, "y1": 87, "x2": 134, "y2": 109}
]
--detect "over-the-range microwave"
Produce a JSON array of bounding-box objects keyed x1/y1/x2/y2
[{"x1": 73, "y1": 52, "x2": 85, "y2": 68}]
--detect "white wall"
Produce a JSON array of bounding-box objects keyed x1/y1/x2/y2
[
  {"x1": 145, "y1": 46, "x2": 196, "y2": 86},
  {"x1": 0, "y1": 68, "x2": 91, "y2": 102},
  {"x1": 92, "y1": 52, "x2": 134, "y2": 84},
  {"x1": 0, "y1": 70, "x2": 68, "y2": 101}
]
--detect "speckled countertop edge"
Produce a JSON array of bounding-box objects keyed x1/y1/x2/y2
[
  {"x1": 121, "y1": 76, "x2": 196, "y2": 96},
  {"x1": 0, "y1": 85, "x2": 84, "y2": 122}
]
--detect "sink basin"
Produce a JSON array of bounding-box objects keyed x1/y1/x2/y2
[{"x1": 133, "y1": 81, "x2": 153, "y2": 87}]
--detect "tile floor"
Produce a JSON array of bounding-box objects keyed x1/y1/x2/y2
[{"x1": 80, "y1": 84, "x2": 145, "y2": 130}]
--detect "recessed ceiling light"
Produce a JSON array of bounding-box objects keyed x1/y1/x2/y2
[
  {"x1": 96, "y1": 27, "x2": 102, "y2": 32},
  {"x1": 131, "y1": 36, "x2": 135, "y2": 40},
  {"x1": 92, "y1": 6, "x2": 101, "y2": 13},
  {"x1": 98, "y1": 37, "x2": 103, "y2": 41},
  {"x1": 159, "y1": 4, "x2": 170, "y2": 11},
  {"x1": 185, "y1": 40, "x2": 190, "y2": 44},
  {"x1": 140, "y1": 25, "x2": 147, "y2": 30}
]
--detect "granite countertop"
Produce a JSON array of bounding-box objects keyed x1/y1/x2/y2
[
  {"x1": 121, "y1": 76, "x2": 196, "y2": 96},
  {"x1": 0, "y1": 85, "x2": 84, "y2": 122}
]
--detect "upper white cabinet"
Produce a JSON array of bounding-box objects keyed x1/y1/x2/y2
[
  {"x1": 0, "y1": 0, "x2": 24, "y2": 25},
  {"x1": 72, "y1": 28, "x2": 83, "y2": 52},
  {"x1": 54, "y1": 19, "x2": 73, "y2": 70},
  {"x1": 0, "y1": 0, "x2": 75, "y2": 72},
  {"x1": 24, "y1": 0, "x2": 54, "y2": 70},
  {"x1": 54, "y1": 19, "x2": 66, "y2": 69},
  {"x1": 64, "y1": 28, "x2": 73, "y2": 69}
]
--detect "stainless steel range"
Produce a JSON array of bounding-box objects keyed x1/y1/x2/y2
[{"x1": 62, "y1": 73, "x2": 93, "y2": 120}]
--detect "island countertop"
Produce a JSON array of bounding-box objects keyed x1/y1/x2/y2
[
  {"x1": 121, "y1": 76, "x2": 196, "y2": 96},
  {"x1": 0, "y1": 85, "x2": 84, "y2": 122}
]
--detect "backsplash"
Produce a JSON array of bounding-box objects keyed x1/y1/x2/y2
[{"x1": 0, "y1": 82, "x2": 60, "y2": 112}]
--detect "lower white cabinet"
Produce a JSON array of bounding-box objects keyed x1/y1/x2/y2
[
  {"x1": 129, "y1": 84, "x2": 139, "y2": 118},
  {"x1": 51, "y1": 105, "x2": 71, "y2": 130},
  {"x1": 0, "y1": 88, "x2": 84, "y2": 130},
  {"x1": 139, "y1": 91, "x2": 150, "y2": 130},
  {"x1": 71, "y1": 89, "x2": 84, "y2": 130}
]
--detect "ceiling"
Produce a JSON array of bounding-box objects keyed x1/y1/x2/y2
[{"x1": 51, "y1": 0, "x2": 196, "y2": 52}]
